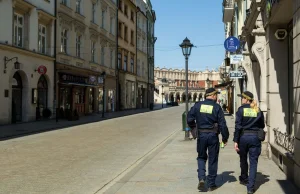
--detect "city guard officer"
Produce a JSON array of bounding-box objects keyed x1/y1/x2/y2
[
  {"x1": 233, "y1": 91, "x2": 265, "y2": 194},
  {"x1": 187, "y1": 88, "x2": 229, "y2": 191}
]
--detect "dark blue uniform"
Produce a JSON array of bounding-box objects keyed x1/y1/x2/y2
[
  {"x1": 233, "y1": 104, "x2": 265, "y2": 192},
  {"x1": 187, "y1": 99, "x2": 229, "y2": 187}
]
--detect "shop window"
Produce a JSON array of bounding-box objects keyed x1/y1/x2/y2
[{"x1": 59, "y1": 87, "x2": 71, "y2": 110}]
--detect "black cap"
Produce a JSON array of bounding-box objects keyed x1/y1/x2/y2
[
  {"x1": 237, "y1": 91, "x2": 254, "y2": 100},
  {"x1": 205, "y1": 88, "x2": 220, "y2": 97}
]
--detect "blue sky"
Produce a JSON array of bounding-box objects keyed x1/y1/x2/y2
[{"x1": 151, "y1": 0, "x2": 225, "y2": 71}]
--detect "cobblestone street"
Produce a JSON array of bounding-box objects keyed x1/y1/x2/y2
[{"x1": 0, "y1": 106, "x2": 298, "y2": 194}]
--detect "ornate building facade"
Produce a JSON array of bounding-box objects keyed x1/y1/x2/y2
[{"x1": 154, "y1": 67, "x2": 221, "y2": 103}]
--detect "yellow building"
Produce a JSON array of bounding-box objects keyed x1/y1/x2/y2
[{"x1": 117, "y1": 0, "x2": 137, "y2": 109}]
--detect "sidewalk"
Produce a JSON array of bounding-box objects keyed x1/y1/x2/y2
[
  {"x1": 0, "y1": 103, "x2": 172, "y2": 140},
  {"x1": 103, "y1": 116, "x2": 299, "y2": 194}
]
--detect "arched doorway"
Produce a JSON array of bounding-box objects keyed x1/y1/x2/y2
[
  {"x1": 193, "y1": 93, "x2": 197, "y2": 102},
  {"x1": 176, "y1": 92, "x2": 180, "y2": 102},
  {"x1": 169, "y1": 92, "x2": 174, "y2": 102},
  {"x1": 182, "y1": 93, "x2": 186, "y2": 102},
  {"x1": 37, "y1": 75, "x2": 48, "y2": 119},
  {"x1": 11, "y1": 72, "x2": 23, "y2": 123},
  {"x1": 198, "y1": 93, "x2": 203, "y2": 101},
  {"x1": 188, "y1": 93, "x2": 192, "y2": 102}
]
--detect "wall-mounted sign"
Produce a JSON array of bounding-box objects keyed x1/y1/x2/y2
[
  {"x1": 37, "y1": 65, "x2": 47, "y2": 75},
  {"x1": 224, "y1": 36, "x2": 240, "y2": 52},
  {"x1": 230, "y1": 54, "x2": 244, "y2": 64},
  {"x1": 229, "y1": 71, "x2": 244, "y2": 78},
  {"x1": 59, "y1": 73, "x2": 99, "y2": 86}
]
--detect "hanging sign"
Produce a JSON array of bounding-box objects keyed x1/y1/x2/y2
[
  {"x1": 230, "y1": 54, "x2": 244, "y2": 64},
  {"x1": 224, "y1": 36, "x2": 240, "y2": 52},
  {"x1": 37, "y1": 65, "x2": 47, "y2": 75}
]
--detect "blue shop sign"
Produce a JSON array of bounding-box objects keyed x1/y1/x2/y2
[{"x1": 224, "y1": 36, "x2": 240, "y2": 52}]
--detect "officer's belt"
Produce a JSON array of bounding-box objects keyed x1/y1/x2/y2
[
  {"x1": 242, "y1": 130, "x2": 258, "y2": 134},
  {"x1": 198, "y1": 128, "x2": 218, "y2": 133}
]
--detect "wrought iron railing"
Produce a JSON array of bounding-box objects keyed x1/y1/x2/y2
[{"x1": 273, "y1": 128, "x2": 295, "y2": 154}]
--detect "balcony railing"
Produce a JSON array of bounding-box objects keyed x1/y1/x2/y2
[{"x1": 222, "y1": 0, "x2": 234, "y2": 23}]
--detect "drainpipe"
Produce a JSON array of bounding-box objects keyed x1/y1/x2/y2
[
  {"x1": 115, "y1": 0, "x2": 119, "y2": 111},
  {"x1": 54, "y1": 0, "x2": 58, "y2": 122},
  {"x1": 146, "y1": 13, "x2": 149, "y2": 108}
]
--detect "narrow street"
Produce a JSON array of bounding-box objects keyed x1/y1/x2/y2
[{"x1": 0, "y1": 105, "x2": 299, "y2": 194}]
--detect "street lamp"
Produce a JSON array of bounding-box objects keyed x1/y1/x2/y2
[
  {"x1": 161, "y1": 85, "x2": 164, "y2": 108},
  {"x1": 101, "y1": 71, "x2": 106, "y2": 118},
  {"x1": 4, "y1": 56, "x2": 20, "y2": 74},
  {"x1": 180, "y1": 37, "x2": 194, "y2": 141}
]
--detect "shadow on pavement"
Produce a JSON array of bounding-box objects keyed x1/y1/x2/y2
[
  {"x1": 217, "y1": 171, "x2": 237, "y2": 187},
  {"x1": 255, "y1": 172, "x2": 270, "y2": 191}
]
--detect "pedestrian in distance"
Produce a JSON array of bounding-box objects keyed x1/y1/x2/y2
[
  {"x1": 187, "y1": 88, "x2": 229, "y2": 192},
  {"x1": 233, "y1": 91, "x2": 265, "y2": 194}
]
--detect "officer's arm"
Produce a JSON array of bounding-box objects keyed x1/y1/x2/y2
[
  {"x1": 187, "y1": 104, "x2": 196, "y2": 128},
  {"x1": 217, "y1": 106, "x2": 229, "y2": 142},
  {"x1": 233, "y1": 108, "x2": 243, "y2": 142},
  {"x1": 259, "y1": 110, "x2": 265, "y2": 128}
]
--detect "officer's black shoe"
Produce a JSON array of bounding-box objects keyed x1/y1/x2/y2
[
  {"x1": 239, "y1": 180, "x2": 248, "y2": 186},
  {"x1": 197, "y1": 179, "x2": 205, "y2": 190},
  {"x1": 207, "y1": 185, "x2": 218, "y2": 191},
  {"x1": 247, "y1": 189, "x2": 255, "y2": 194}
]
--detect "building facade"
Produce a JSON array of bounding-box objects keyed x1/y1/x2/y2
[
  {"x1": 222, "y1": 0, "x2": 300, "y2": 188},
  {"x1": 117, "y1": 0, "x2": 137, "y2": 110},
  {"x1": 0, "y1": 0, "x2": 55, "y2": 124},
  {"x1": 56, "y1": 0, "x2": 117, "y2": 119},
  {"x1": 154, "y1": 67, "x2": 221, "y2": 103},
  {"x1": 136, "y1": 0, "x2": 148, "y2": 108},
  {"x1": 145, "y1": 0, "x2": 156, "y2": 108}
]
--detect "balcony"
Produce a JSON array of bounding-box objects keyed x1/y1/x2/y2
[{"x1": 222, "y1": 0, "x2": 234, "y2": 23}]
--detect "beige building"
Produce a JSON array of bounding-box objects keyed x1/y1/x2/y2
[
  {"x1": 0, "y1": 0, "x2": 55, "y2": 124},
  {"x1": 117, "y1": 0, "x2": 137, "y2": 110},
  {"x1": 154, "y1": 67, "x2": 221, "y2": 103},
  {"x1": 222, "y1": 0, "x2": 300, "y2": 188},
  {"x1": 56, "y1": 0, "x2": 117, "y2": 119},
  {"x1": 136, "y1": 0, "x2": 148, "y2": 108}
]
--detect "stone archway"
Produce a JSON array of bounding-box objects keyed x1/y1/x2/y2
[
  {"x1": 169, "y1": 92, "x2": 174, "y2": 102},
  {"x1": 188, "y1": 93, "x2": 192, "y2": 102},
  {"x1": 193, "y1": 93, "x2": 197, "y2": 102},
  {"x1": 182, "y1": 93, "x2": 186, "y2": 102},
  {"x1": 198, "y1": 93, "x2": 203, "y2": 101},
  {"x1": 10, "y1": 70, "x2": 29, "y2": 123}
]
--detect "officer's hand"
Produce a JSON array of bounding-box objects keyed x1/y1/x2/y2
[
  {"x1": 222, "y1": 141, "x2": 227, "y2": 146},
  {"x1": 234, "y1": 142, "x2": 240, "y2": 152}
]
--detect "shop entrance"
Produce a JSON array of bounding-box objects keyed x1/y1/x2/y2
[{"x1": 11, "y1": 72, "x2": 22, "y2": 123}]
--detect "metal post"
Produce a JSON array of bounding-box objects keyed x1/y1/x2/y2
[
  {"x1": 185, "y1": 57, "x2": 189, "y2": 140},
  {"x1": 161, "y1": 86, "x2": 163, "y2": 108},
  {"x1": 102, "y1": 77, "x2": 105, "y2": 118}
]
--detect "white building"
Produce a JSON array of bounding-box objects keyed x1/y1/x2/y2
[{"x1": 0, "y1": 0, "x2": 55, "y2": 124}]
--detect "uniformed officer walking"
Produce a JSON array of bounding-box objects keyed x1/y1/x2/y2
[
  {"x1": 233, "y1": 91, "x2": 265, "y2": 194},
  {"x1": 187, "y1": 88, "x2": 229, "y2": 191}
]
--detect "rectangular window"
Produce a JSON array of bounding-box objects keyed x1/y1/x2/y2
[
  {"x1": 61, "y1": 0, "x2": 67, "y2": 6},
  {"x1": 130, "y1": 58, "x2": 134, "y2": 73},
  {"x1": 118, "y1": 0, "x2": 122, "y2": 11},
  {"x1": 91, "y1": 41, "x2": 96, "y2": 62},
  {"x1": 101, "y1": 10, "x2": 105, "y2": 29},
  {"x1": 130, "y1": 30, "x2": 134, "y2": 45},
  {"x1": 110, "y1": 50, "x2": 113, "y2": 68},
  {"x1": 101, "y1": 46, "x2": 105, "y2": 65},
  {"x1": 131, "y1": 11, "x2": 134, "y2": 22},
  {"x1": 13, "y1": 13, "x2": 24, "y2": 47},
  {"x1": 124, "y1": 55, "x2": 127, "y2": 71},
  {"x1": 118, "y1": 52, "x2": 122, "y2": 69},
  {"x1": 124, "y1": 26, "x2": 128, "y2": 41},
  {"x1": 118, "y1": 22, "x2": 122, "y2": 38},
  {"x1": 124, "y1": 5, "x2": 128, "y2": 16},
  {"x1": 76, "y1": 0, "x2": 81, "y2": 14},
  {"x1": 61, "y1": 29, "x2": 67, "y2": 53},
  {"x1": 92, "y1": 4, "x2": 96, "y2": 23},
  {"x1": 76, "y1": 35, "x2": 81, "y2": 57},
  {"x1": 110, "y1": 17, "x2": 113, "y2": 34},
  {"x1": 38, "y1": 24, "x2": 46, "y2": 54}
]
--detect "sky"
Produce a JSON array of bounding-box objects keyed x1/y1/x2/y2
[{"x1": 151, "y1": 0, "x2": 225, "y2": 71}]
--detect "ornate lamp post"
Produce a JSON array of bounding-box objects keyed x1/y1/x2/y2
[{"x1": 179, "y1": 37, "x2": 194, "y2": 140}]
